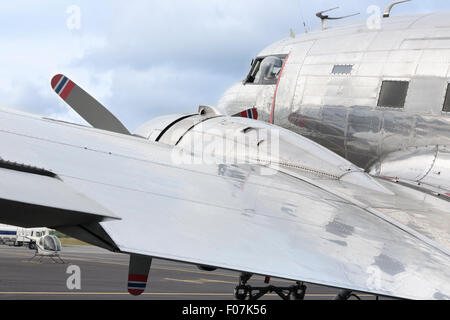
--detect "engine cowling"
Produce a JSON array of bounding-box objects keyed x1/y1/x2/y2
[
  {"x1": 134, "y1": 107, "x2": 389, "y2": 194},
  {"x1": 133, "y1": 106, "x2": 222, "y2": 142},
  {"x1": 134, "y1": 114, "x2": 193, "y2": 141}
]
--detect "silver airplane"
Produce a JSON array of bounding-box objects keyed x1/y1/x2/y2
[
  {"x1": 0, "y1": 4, "x2": 449, "y2": 300},
  {"x1": 219, "y1": 8, "x2": 450, "y2": 196}
]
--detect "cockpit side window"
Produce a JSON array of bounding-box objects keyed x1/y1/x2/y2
[
  {"x1": 244, "y1": 59, "x2": 262, "y2": 84},
  {"x1": 244, "y1": 55, "x2": 287, "y2": 85}
]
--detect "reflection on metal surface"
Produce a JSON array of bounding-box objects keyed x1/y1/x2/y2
[
  {"x1": 219, "y1": 12, "x2": 450, "y2": 174},
  {"x1": 327, "y1": 239, "x2": 348, "y2": 247},
  {"x1": 326, "y1": 219, "x2": 354, "y2": 238},
  {"x1": 281, "y1": 203, "x2": 297, "y2": 217},
  {"x1": 1, "y1": 105, "x2": 450, "y2": 299},
  {"x1": 374, "y1": 253, "x2": 405, "y2": 276},
  {"x1": 370, "y1": 145, "x2": 450, "y2": 193}
]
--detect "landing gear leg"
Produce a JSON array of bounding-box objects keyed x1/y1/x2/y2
[
  {"x1": 234, "y1": 272, "x2": 252, "y2": 300},
  {"x1": 234, "y1": 273, "x2": 307, "y2": 301}
]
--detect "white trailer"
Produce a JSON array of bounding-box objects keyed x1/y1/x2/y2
[{"x1": 0, "y1": 224, "x2": 49, "y2": 247}]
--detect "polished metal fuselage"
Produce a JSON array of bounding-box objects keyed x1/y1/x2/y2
[{"x1": 218, "y1": 13, "x2": 450, "y2": 174}]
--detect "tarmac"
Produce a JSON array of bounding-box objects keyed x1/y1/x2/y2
[{"x1": 0, "y1": 244, "x2": 385, "y2": 300}]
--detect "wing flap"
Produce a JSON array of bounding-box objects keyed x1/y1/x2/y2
[{"x1": 0, "y1": 166, "x2": 119, "y2": 228}]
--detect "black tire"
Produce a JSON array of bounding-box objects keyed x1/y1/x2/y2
[{"x1": 234, "y1": 285, "x2": 249, "y2": 300}]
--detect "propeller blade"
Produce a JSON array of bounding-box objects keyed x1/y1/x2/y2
[{"x1": 51, "y1": 74, "x2": 130, "y2": 135}]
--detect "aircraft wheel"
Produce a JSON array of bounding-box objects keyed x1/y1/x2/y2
[
  {"x1": 291, "y1": 283, "x2": 306, "y2": 300},
  {"x1": 234, "y1": 285, "x2": 249, "y2": 300}
]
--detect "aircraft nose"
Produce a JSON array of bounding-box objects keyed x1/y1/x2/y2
[{"x1": 217, "y1": 82, "x2": 256, "y2": 116}]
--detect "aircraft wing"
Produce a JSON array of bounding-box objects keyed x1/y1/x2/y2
[
  {"x1": 0, "y1": 164, "x2": 119, "y2": 228},
  {"x1": 0, "y1": 106, "x2": 449, "y2": 300}
]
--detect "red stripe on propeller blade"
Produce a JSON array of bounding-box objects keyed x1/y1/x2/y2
[{"x1": 51, "y1": 74, "x2": 63, "y2": 89}]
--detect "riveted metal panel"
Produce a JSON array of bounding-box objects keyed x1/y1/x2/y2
[{"x1": 406, "y1": 77, "x2": 447, "y2": 114}]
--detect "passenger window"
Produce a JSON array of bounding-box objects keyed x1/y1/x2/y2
[
  {"x1": 244, "y1": 55, "x2": 287, "y2": 85},
  {"x1": 443, "y1": 83, "x2": 450, "y2": 112},
  {"x1": 377, "y1": 80, "x2": 409, "y2": 108}
]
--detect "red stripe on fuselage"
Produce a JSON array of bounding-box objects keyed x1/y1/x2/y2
[
  {"x1": 270, "y1": 52, "x2": 290, "y2": 124},
  {"x1": 252, "y1": 108, "x2": 258, "y2": 120}
]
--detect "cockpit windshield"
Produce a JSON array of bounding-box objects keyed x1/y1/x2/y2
[
  {"x1": 42, "y1": 235, "x2": 62, "y2": 252},
  {"x1": 244, "y1": 55, "x2": 287, "y2": 85}
]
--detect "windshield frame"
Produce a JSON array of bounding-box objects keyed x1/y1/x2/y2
[{"x1": 243, "y1": 54, "x2": 288, "y2": 85}]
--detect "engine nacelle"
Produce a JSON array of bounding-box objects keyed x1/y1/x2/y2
[
  {"x1": 134, "y1": 107, "x2": 389, "y2": 194},
  {"x1": 134, "y1": 105, "x2": 222, "y2": 141},
  {"x1": 134, "y1": 114, "x2": 193, "y2": 141}
]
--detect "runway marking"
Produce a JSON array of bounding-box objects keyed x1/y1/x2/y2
[
  {"x1": 164, "y1": 278, "x2": 236, "y2": 285},
  {"x1": 57, "y1": 256, "x2": 240, "y2": 279},
  {"x1": 28, "y1": 255, "x2": 245, "y2": 280},
  {"x1": 63, "y1": 259, "x2": 295, "y2": 284},
  {"x1": 0, "y1": 251, "x2": 34, "y2": 258},
  {"x1": 1, "y1": 249, "x2": 346, "y2": 290},
  {"x1": 21, "y1": 260, "x2": 44, "y2": 264},
  {"x1": 3, "y1": 250, "x2": 293, "y2": 285}
]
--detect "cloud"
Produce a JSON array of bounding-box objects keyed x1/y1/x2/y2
[
  {"x1": 1, "y1": 0, "x2": 450, "y2": 131},
  {"x1": 102, "y1": 65, "x2": 237, "y2": 129},
  {"x1": 79, "y1": 0, "x2": 301, "y2": 73}
]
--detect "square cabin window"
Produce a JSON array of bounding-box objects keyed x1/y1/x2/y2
[
  {"x1": 377, "y1": 80, "x2": 409, "y2": 108},
  {"x1": 443, "y1": 83, "x2": 450, "y2": 112},
  {"x1": 332, "y1": 65, "x2": 353, "y2": 74}
]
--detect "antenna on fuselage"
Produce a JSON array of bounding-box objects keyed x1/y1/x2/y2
[
  {"x1": 299, "y1": 0, "x2": 309, "y2": 33},
  {"x1": 290, "y1": 28, "x2": 296, "y2": 38},
  {"x1": 383, "y1": 0, "x2": 412, "y2": 18},
  {"x1": 316, "y1": 7, "x2": 360, "y2": 30}
]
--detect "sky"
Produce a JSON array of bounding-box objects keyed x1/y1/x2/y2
[{"x1": 1, "y1": 0, "x2": 450, "y2": 131}]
